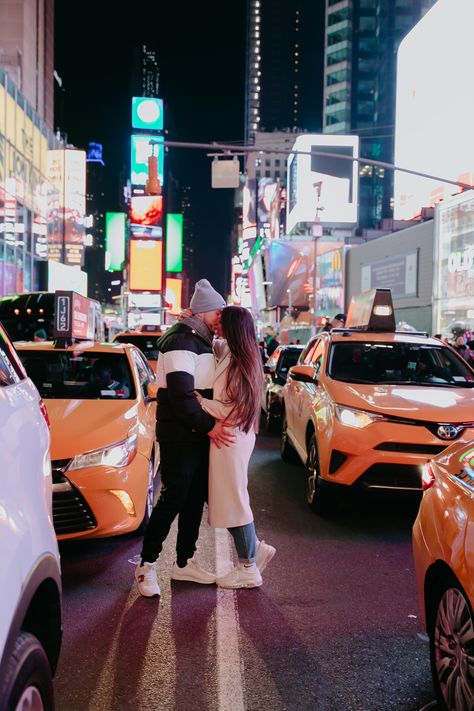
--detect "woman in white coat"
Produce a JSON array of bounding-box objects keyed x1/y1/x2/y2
[{"x1": 196, "y1": 306, "x2": 276, "y2": 589}]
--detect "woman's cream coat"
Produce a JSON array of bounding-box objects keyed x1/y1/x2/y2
[{"x1": 200, "y1": 341, "x2": 255, "y2": 528}]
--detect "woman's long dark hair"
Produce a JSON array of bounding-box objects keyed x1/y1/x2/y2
[{"x1": 221, "y1": 306, "x2": 263, "y2": 433}]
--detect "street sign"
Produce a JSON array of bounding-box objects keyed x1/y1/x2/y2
[{"x1": 211, "y1": 158, "x2": 240, "y2": 188}]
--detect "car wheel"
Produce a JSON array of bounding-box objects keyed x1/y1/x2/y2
[
  {"x1": 136, "y1": 454, "x2": 155, "y2": 534},
  {"x1": 0, "y1": 632, "x2": 54, "y2": 711},
  {"x1": 306, "y1": 434, "x2": 334, "y2": 514},
  {"x1": 280, "y1": 414, "x2": 297, "y2": 462},
  {"x1": 429, "y1": 580, "x2": 474, "y2": 711}
]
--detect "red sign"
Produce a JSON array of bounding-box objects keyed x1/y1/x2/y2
[{"x1": 54, "y1": 291, "x2": 95, "y2": 340}]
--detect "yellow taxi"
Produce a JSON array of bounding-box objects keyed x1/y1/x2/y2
[
  {"x1": 413, "y1": 441, "x2": 474, "y2": 711},
  {"x1": 15, "y1": 292, "x2": 159, "y2": 540},
  {"x1": 113, "y1": 326, "x2": 163, "y2": 372},
  {"x1": 281, "y1": 288, "x2": 474, "y2": 513}
]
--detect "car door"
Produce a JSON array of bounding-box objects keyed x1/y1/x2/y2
[
  {"x1": 285, "y1": 338, "x2": 317, "y2": 436},
  {"x1": 292, "y1": 339, "x2": 324, "y2": 454},
  {"x1": 130, "y1": 349, "x2": 157, "y2": 459}
]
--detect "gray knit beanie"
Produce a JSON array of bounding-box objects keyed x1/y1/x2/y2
[{"x1": 189, "y1": 279, "x2": 226, "y2": 313}]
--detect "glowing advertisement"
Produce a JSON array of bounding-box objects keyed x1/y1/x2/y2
[
  {"x1": 105, "y1": 212, "x2": 127, "y2": 271},
  {"x1": 394, "y1": 0, "x2": 474, "y2": 220},
  {"x1": 267, "y1": 240, "x2": 315, "y2": 307},
  {"x1": 48, "y1": 261, "x2": 87, "y2": 296},
  {"x1": 360, "y1": 252, "x2": 418, "y2": 299},
  {"x1": 131, "y1": 135, "x2": 164, "y2": 187},
  {"x1": 286, "y1": 134, "x2": 359, "y2": 232},
  {"x1": 165, "y1": 213, "x2": 183, "y2": 272},
  {"x1": 242, "y1": 178, "x2": 257, "y2": 244},
  {"x1": 130, "y1": 196, "x2": 163, "y2": 227},
  {"x1": 247, "y1": 255, "x2": 266, "y2": 315},
  {"x1": 316, "y1": 246, "x2": 349, "y2": 316},
  {"x1": 132, "y1": 97, "x2": 164, "y2": 131},
  {"x1": 47, "y1": 149, "x2": 86, "y2": 266},
  {"x1": 165, "y1": 277, "x2": 182, "y2": 315},
  {"x1": 129, "y1": 239, "x2": 162, "y2": 292},
  {"x1": 257, "y1": 178, "x2": 281, "y2": 239}
]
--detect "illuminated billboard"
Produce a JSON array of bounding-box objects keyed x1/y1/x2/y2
[
  {"x1": 394, "y1": 0, "x2": 474, "y2": 220},
  {"x1": 166, "y1": 213, "x2": 183, "y2": 272},
  {"x1": 165, "y1": 277, "x2": 182, "y2": 315},
  {"x1": 242, "y1": 178, "x2": 257, "y2": 244},
  {"x1": 130, "y1": 196, "x2": 163, "y2": 227},
  {"x1": 129, "y1": 239, "x2": 162, "y2": 292},
  {"x1": 258, "y1": 178, "x2": 280, "y2": 239},
  {"x1": 132, "y1": 97, "x2": 164, "y2": 130},
  {"x1": 267, "y1": 240, "x2": 315, "y2": 307},
  {"x1": 105, "y1": 212, "x2": 127, "y2": 271},
  {"x1": 286, "y1": 134, "x2": 359, "y2": 232},
  {"x1": 130, "y1": 134, "x2": 164, "y2": 187}
]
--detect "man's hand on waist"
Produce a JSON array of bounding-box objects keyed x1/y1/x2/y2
[{"x1": 208, "y1": 420, "x2": 236, "y2": 448}]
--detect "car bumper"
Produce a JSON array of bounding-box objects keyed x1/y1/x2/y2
[{"x1": 52, "y1": 451, "x2": 150, "y2": 540}]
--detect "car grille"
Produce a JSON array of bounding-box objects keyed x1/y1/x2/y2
[
  {"x1": 51, "y1": 460, "x2": 97, "y2": 535},
  {"x1": 358, "y1": 464, "x2": 422, "y2": 491},
  {"x1": 373, "y1": 442, "x2": 446, "y2": 455}
]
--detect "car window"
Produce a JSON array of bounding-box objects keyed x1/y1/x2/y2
[
  {"x1": 18, "y1": 350, "x2": 136, "y2": 399},
  {"x1": 328, "y1": 342, "x2": 474, "y2": 386},
  {"x1": 302, "y1": 339, "x2": 320, "y2": 365},
  {"x1": 0, "y1": 326, "x2": 24, "y2": 386},
  {"x1": 113, "y1": 334, "x2": 159, "y2": 362},
  {"x1": 132, "y1": 349, "x2": 155, "y2": 397},
  {"x1": 311, "y1": 342, "x2": 325, "y2": 373},
  {"x1": 277, "y1": 350, "x2": 302, "y2": 377}
]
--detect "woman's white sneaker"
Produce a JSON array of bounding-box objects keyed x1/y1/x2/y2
[
  {"x1": 217, "y1": 563, "x2": 262, "y2": 589},
  {"x1": 135, "y1": 561, "x2": 161, "y2": 597},
  {"x1": 256, "y1": 540, "x2": 276, "y2": 573}
]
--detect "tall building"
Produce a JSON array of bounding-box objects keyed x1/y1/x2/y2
[
  {"x1": 323, "y1": 0, "x2": 436, "y2": 229},
  {"x1": 84, "y1": 143, "x2": 107, "y2": 302},
  {"x1": 245, "y1": 0, "x2": 325, "y2": 143},
  {"x1": 0, "y1": 0, "x2": 54, "y2": 129},
  {"x1": 133, "y1": 44, "x2": 160, "y2": 98}
]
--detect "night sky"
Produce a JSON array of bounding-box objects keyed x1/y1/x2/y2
[{"x1": 54, "y1": 0, "x2": 246, "y2": 296}]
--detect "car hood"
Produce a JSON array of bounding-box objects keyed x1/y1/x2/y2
[
  {"x1": 327, "y1": 380, "x2": 474, "y2": 423},
  {"x1": 44, "y1": 399, "x2": 138, "y2": 459}
]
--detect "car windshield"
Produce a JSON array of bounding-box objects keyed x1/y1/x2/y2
[
  {"x1": 114, "y1": 334, "x2": 159, "y2": 361},
  {"x1": 328, "y1": 342, "x2": 474, "y2": 387},
  {"x1": 18, "y1": 350, "x2": 136, "y2": 399},
  {"x1": 278, "y1": 351, "x2": 302, "y2": 378}
]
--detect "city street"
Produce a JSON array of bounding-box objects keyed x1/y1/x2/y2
[{"x1": 54, "y1": 428, "x2": 436, "y2": 711}]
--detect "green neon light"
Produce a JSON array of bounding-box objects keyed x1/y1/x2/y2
[
  {"x1": 166, "y1": 213, "x2": 183, "y2": 272},
  {"x1": 105, "y1": 213, "x2": 126, "y2": 271}
]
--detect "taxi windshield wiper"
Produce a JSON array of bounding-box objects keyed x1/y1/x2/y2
[{"x1": 332, "y1": 376, "x2": 375, "y2": 384}]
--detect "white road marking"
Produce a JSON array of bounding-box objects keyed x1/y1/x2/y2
[{"x1": 215, "y1": 528, "x2": 246, "y2": 711}]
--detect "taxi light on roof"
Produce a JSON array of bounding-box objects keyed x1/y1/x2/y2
[{"x1": 345, "y1": 288, "x2": 396, "y2": 332}]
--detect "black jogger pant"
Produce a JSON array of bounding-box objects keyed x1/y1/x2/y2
[{"x1": 140, "y1": 439, "x2": 210, "y2": 567}]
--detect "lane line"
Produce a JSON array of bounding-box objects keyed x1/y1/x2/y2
[{"x1": 215, "y1": 528, "x2": 246, "y2": 711}]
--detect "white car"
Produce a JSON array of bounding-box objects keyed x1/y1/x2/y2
[{"x1": 0, "y1": 323, "x2": 62, "y2": 710}]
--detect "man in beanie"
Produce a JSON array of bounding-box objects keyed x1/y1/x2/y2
[{"x1": 136, "y1": 279, "x2": 235, "y2": 597}]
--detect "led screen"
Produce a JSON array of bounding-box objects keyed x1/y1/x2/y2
[
  {"x1": 105, "y1": 212, "x2": 127, "y2": 271},
  {"x1": 166, "y1": 213, "x2": 183, "y2": 272},
  {"x1": 286, "y1": 134, "x2": 359, "y2": 232},
  {"x1": 130, "y1": 196, "x2": 163, "y2": 227},
  {"x1": 129, "y1": 239, "x2": 162, "y2": 292},
  {"x1": 394, "y1": 0, "x2": 474, "y2": 219},
  {"x1": 132, "y1": 97, "x2": 164, "y2": 130},
  {"x1": 267, "y1": 240, "x2": 315, "y2": 307},
  {"x1": 131, "y1": 134, "x2": 164, "y2": 187},
  {"x1": 165, "y1": 277, "x2": 182, "y2": 315}
]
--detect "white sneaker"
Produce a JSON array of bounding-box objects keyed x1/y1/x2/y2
[
  {"x1": 256, "y1": 540, "x2": 276, "y2": 573},
  {"x1": 135, "y1": 561, "x2": 160, "y2": 597},
  {"x1": 217, "y1": 563, "x2": 262, "y2": 589},
  {"x1": 171, "y1": 558, "x2": 216, "y2": 584}
]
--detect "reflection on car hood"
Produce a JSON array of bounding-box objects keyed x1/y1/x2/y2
[
  {"x1": 328, "y1": 381, "x2": 474, "y2": 423},
  {"x1": 45, "y1": 399, "x2": 138, "y2": 459}
]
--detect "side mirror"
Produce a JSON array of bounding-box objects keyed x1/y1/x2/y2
[
  {"x1": 146, "y1": 381, "x2": 158, "y2": 402},
  {"x1": 288, "y1": 365, "x2": 318, "y2": 385}
]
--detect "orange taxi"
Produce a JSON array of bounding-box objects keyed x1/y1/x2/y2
[
  {"x1": 413, "y1": 441, "x2": 474, "y2": 711},
  {"x1": 281, "y1": 288, "x2": 474, "y2": 513},
  {"x1": 15, "y1": 295, "x2": 159, "y2": 540},
  {"x1": 113, "y1": 326, "x2": 163, "y2": 372}
]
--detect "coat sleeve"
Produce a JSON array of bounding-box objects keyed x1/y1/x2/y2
[{"x1": 163, "y1": 344, "x2": 215, "y2": 433}]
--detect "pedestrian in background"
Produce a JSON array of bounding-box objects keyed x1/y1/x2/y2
[
  {"x1": 196, "y1": 306, "x2": 276, "y2": 589},
  {"x1": 264, "y1": 327, "x2": 279, "y2": 357},
  {"x1": 332, "y1": 313, "x2": 347, "y2": 329},
  {"x1": 135, "y1": 279, "x2": 235, "y2": 598},
  {"x1": 33, "y1": 328, "x2": 47, "y2": 342}
]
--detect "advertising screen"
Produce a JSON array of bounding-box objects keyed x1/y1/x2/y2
[
  {"x1": 242, "y1": 178, "x2": 257, "y2": 244},
  {"x1": 267, "y1": 240, "x2": 315, "y2": 307},
  {"x1": 247, "y1": 254, "x2": 266, "y2": 316},
  {"x1": 316, "y1": 246, "x2": 348, "y2": 317},
  {"x1": 394, "y1": 0, "x2": 474, "y2": 220},
  {"x1": 129, "y1": 240, "x2": 163, "y2": 292},
  {"x1": 257, "y1": 178, "x2": 281, "y2": 239},
  {"x1": 130, "y1": 196, "x2": 163, "y2": 227},
  {"x1": 48, "y1": 261, "x2": 87, "y2": 296},
  {"x1": 166, "y1": 213, "x2": 183, "y2": 272},
  {"x1": 132, "y1": 97, "x2": 164, "y2": 131},
  {"x1": 165, "y1": 277, "x2": 182, "y2": 315},
  {"x1": 105, "y1": 212, "x2": 127, "y2": 271},
  {"x1": 131, "y1": 134, "x2": 164, "y2": 187},
  {"x1": 47, "y1": 149, "x2": 86, "y2": 266},
  {"x1": 286, "y1": 134, "x2": 359, "y2": 232}
]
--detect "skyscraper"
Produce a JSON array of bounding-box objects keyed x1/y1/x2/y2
[
  {"x1": 133, "y1": 44, "x2": 160, "y2": 99},
  {"x1": 323, "y1": 0, "x2": 436, "y2": 229},
  {"x1": 0, "y1": 0, "x2": 55, "y2": 129},
  {"x1": 245, "y1": 0, "x2": 325, "y2": 143}
]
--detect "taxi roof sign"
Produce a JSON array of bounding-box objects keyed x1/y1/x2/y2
[
  {"x1": 54, "y1": 291, "x2": 96, "y2": 343},
  {"x1": 345, "y1": 288, "x2": 396, "y2": 332}
]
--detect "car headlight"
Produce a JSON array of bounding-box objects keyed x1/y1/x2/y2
[
  {"x1": 68, "y1": 434, "x2": 138, "y2": 471},
  {"x1": 334, "y1": 404, "x2": 384, "y2": 429}
]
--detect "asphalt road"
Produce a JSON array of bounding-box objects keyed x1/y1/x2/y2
[{"x1": 54, "y1": 429, "x2": 436, "y2": 711}]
